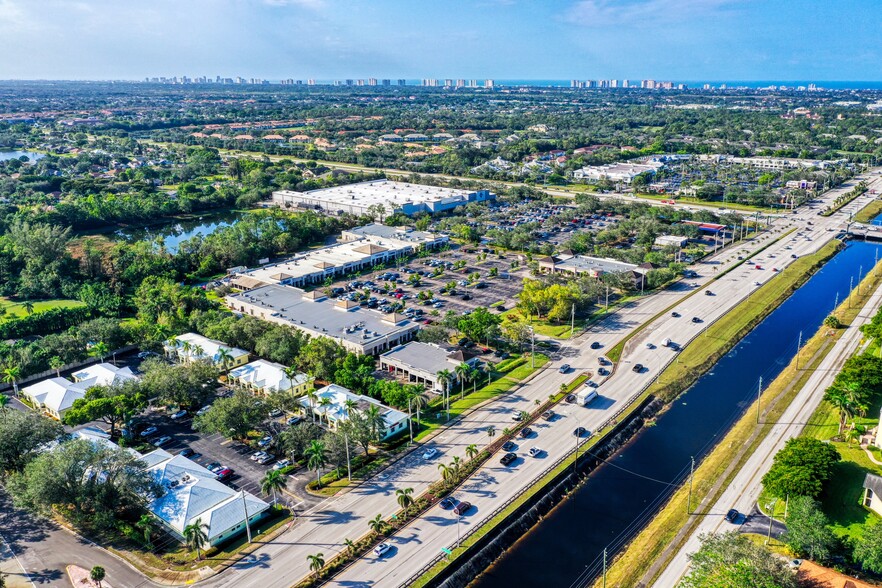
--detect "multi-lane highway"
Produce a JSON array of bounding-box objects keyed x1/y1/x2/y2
[
  {"x1": 652, "y1": 274, "x2": 882, "y2": 588},
  {"x1": 5, "y1": 172, "x2": 880, "y2": 588}
]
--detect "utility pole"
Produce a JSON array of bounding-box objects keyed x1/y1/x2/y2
[
  {"x1": 240, "y1": 490, "x2": 252, "y2": 543},
  {"x1": 687, "y1": 455, "x2": 695, "y2": 513},
  {"x1": 766, "y1": 498, "x2": 778, "y2": 545},
  {"x1": 530, "y1": 327, "x2": 535, "y2": 368},
  {"x1": 756, "y1": 376, "x2": 763, "y2": 424},
  {"x1": 344, "y1": 432, "x2": 352, "y2": 481},
  {"x1": 603, "y1": 548, "x2": 607, "y2": 588},
  {"x1": 408, "y1": 397, "x2": 413, "y2": 443}
]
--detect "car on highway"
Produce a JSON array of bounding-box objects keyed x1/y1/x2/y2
[
  {"x1": 528, "y1": 446, "x2": 543, "y2": 458},
  {"x1": 645, "y1": 342, "x2": 654, "y2": 349},
  {"x1": 511, "y1": 412, "x2": 524, "y2": 421},
  {"x1": 520, "y1": 427, "x2": 534, "y2": 438},
  {"x1": 170, "y1": 409, "x2": 188, "y2": 420},
  {"x1": 573, "y1": 427, "x2": 588, "y2": 437},
  {"x1": 754, "y1": 281, "x2": 762, "y2": 286},
  {"x1": 726, "y1": 509, "x2": 740, "y2": 523},
  {"x1": 273, "y1": 459, "x2": 292, "y2": 470},
  {"x1": 440, "y1": 496, "x2": 456, "y2": 509},
  {"x1": 565, "y1": 394, "x2": 576, "y2": 403},
  {"x1": 597, "y1": 367, "x2": 609, "y2": 376},
  {"x1": 542, "y1": 410, "x2": 554, "y2": 421},
  {"x1": 502, "y1": 441, "x2": 517, "y2": 452},
  {"x1": 671, "y1": 311, "x2": 680, "y2": 318},
  {"x1": 558, "y1": 364, "x2": 570, "y2": 374},
  {"x1": 453, "y1": 501, "x2": 473, "y2": 515},
  {"x1": 704, "y1": 290, "x2": 713, "y2": 296},
  {"x1": 692, "y1": 317, "x2": 702, "y2": 323},
  {"x1": 140, "y1": 426, "x2": 159, "y2": 438},
  {"x1": 632, "y1": 363, "x2": 644, "y2": 373},
  {"x1": 590, "y1": 341, "x2": 601, "y2": 349},
  {"x1": 153, "y1": 435, "x2": 172, "y2": 447},
  {"x1": 500, "y1": 452, "x2": 517, "y2": 466},
  {"x1": 215, "y1": 468, "x2": 234, "y2": 481},
  {"x1": 422, "y1": 448, "x2": 438, "y2": 460}
]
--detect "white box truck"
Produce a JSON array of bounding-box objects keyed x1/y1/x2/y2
[{"x1": 576, "y1": 387, "x2": 598, "y2": 406}]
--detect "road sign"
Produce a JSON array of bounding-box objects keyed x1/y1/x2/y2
[{"x1": 441, "y1": 547, "x2": 452, "y2": 555}]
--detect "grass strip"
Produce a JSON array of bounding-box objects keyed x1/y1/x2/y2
[
  {"x1": 854, "y1": 197, "x2": 882, "y2": 224},
  {"x1": 596, "y1": 251, "x2": 882, "y2": 588}
]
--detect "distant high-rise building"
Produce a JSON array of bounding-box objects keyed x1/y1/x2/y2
[
  {"x1": 484, "y1": 79, "x2": 494, "y2": 88},
  {"x1": 610, "y1": 79, "x2": 619, "y2": 88},
  {"x1": 382, "y1": 79, "x2": 391, "y2": 86},
  {"x1": 622, "y1": 79, "x2": 629, "y2": 88},
  {"x1": 345, "y1": 79, "x2": 353, "y2": 86},
  {"x1": 356, "y1": 79, "x2": 365, "y2": 86},
  {"x1": 296, "y1": 80, "x2": 303, "y2": 85},
  {"x1": 397, "y1": 79, "x2": 406, "y2": 86},
  {"x1": 456, "y1": 79, "x2": 465, "y2": 88},
  {"x1": 444, "y1": 79, "x2": 453, "y2": 87},
  {"x1": 334, "y1": 80, "x2": 342, "y2": 86},
  {"x1": 468, "y1": 79, "x2": 477, "y2": 88},
  {"x1": 307, "y1": 79, "x2": 316, "y2": 86},
  {"x1": 368, "y1": 78, "x2": 377, "y2": 86}
]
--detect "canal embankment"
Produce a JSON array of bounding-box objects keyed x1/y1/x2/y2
[{"x1": 457, "y1": 239, "x2": 881, "y2": 588}]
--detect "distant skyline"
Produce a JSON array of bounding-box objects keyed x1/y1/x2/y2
[{"x1": 0, "y1": 0, "x2": 879, "y2": 81}]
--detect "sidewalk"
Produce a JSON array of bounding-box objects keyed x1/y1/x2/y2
[{"x1": 0, "y1": 536, "x2": 33, "y2": 588}]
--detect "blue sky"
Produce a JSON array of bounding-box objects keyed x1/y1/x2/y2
[{"x1": 0, "y1": 0, "x2": 878, "y2": 81}]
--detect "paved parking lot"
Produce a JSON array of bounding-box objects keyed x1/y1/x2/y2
[{"x1": 129, "y1": 406, "x2": 321, "y2": 511}]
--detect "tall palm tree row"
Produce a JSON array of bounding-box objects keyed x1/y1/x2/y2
[
  {"x1": 305, "y1": 440, "x2": 327, "y2": 488},
  {"x1": 305, "y1": 389, "x2": 319, "y2": 422},
  {"x1": 435, "y1": 369, "x2": 453, "y2": 419},
  {"x1": 454, "y1": 362, "x2": 471, "y2": 400},
  {"x1": 395, "y1": 487, "x2": 415, "y2": 514}
]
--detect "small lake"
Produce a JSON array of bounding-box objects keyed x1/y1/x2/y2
[
  {"x1": 0, "y1": 150, "x2": 45, "y2": 162},
  {"x1": 870, "y1": 212, "x2": 882, "y2": 226},
  {"x1": 112, "y1": 210, "x2": 246, "y2": 253}
]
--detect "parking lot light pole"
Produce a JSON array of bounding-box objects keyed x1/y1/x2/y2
[{"x1": 240, "y1": 490, "x2": 252, "y2": 543}]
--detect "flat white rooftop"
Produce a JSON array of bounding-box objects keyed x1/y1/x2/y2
[{"x1": 282, "y1": 180, "x2": 483, "y2": 208}]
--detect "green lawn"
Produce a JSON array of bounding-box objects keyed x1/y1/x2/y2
[
  {"x1": 632, "y1": 192, "x2": 780, "y2": 214},
  {"x1": 500, "y1": 308, "x2": 577, "y2": 339},
  {"x1": 0, "y1": 297, "x2": 85, "y2": 320}
]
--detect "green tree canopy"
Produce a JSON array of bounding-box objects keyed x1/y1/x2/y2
[
  {"x1": 761, "y1": 437, "x2": 840, "y2": 499},
  {"x1": 678, "y1": 531, "x2": 798, "y2": 588}
]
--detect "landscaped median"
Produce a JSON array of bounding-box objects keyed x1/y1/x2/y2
[
  {"x1": 593, "y1": 247, "x2": 882, "y2": 588},
  {"x1": 854, "y1": 196, "x2": 882, "y2": 224}
]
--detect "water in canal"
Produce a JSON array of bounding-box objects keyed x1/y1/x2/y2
[
  {"x1": 472, "y1": 240, "x2": 882, "y2": 588},
  {"x1": 111, "y1": 210, "x2": 245, "y2": 253}
]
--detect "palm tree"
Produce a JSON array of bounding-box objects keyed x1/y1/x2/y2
[
  {"x1": 191, "y1": 344, "x2": 205, "y2": 361},
  {"x1": 90, "y1": 566, "x2": 105, "y2": 588},
  {"x1": 305, "y1": 440, "x2": 327, "y2": 488},
  {"x1": 2, "y1": 366, "x2": 20, "y2": 397},
  {"x1": 502, "y1": 427, "x2": 512, "y2": 437},
  {"x1": 153, "y1": 324, "x2": 169, "y2": 344},
  {"x1": 306, "y1": 553, "x2": 325, "y2": 580},
  {"x1": 824, "y1": 388, "x2": 855, "y2": 436},
  {"x1": 364, "y1": 404, "x2": 386, "y2": 440},
  {"x1": 283, "y1": 365, "x2": 300, "y2": 395},
  {"x1": 23, "y1": 301, "x2": 34, "y2": 316},
  {"x1": 486, "y1": 425, "x2": 496, "y2": 439},
  {"x1": 395, "y1": 487, "x2": 415, "y2": 514},
  {"x1": 183, "y1": 518, "x2": 209, "y2": 560},
  {"x1": 344, "y1": 397, "x2": 359, "y2": 415},
  {"x1": 436, "y1": 369, "x2": 453, "y2": 419},
  {"x1": 49, "y1": 356, "x2": 64, "y2": 377},
  {"x1": 305, "y1": 389, "x2": 319, "y2": 422},
  {"x1": 437, "y1": 462, "x2": 454, "y2": 483},
  {"x1": 343, "y1": 537, "x2": 357, "y2": 557},
  {"x1": 0, "y1": 393, "x2": 8, "y2": 422},
  {"x1": 90, "y1": 341, "x2": 109, "y2": 363},
  {"x1": 136, "y1": 514, "x2": 155, "y2": 549},
  {"x1": 465, "y1": 444, "x2": 478, "y2": 461},
  {"x1": 455, "y1": 363, "x2": 471, "y2": 400},
  {"x1": 261, "y1": 469, "x2": 287, "y2": 504},
  {"x1": 451, "y1": 456, "x2": 463, "y2": 477},
  {"x1": 179, "y1": 340, "x2": 192, "y2": 361},
  {"x1": 368, "y1": 514, "x2": 386, "y2": 535},
  {"x1": 216, "y1": 347, "x2": 234, "y2": 371},
  {"x1": 318, "y1": 396, "x2": 333, "y2": 426},
  {"x1": 410, "y1": 388, "x2": 430, "y2": 426}
]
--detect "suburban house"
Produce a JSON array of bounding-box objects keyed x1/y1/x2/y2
[
  {"x1": 227, "y1": 359, "x2": 313, "y2": 396},
  {"x1": 141, "y1": 448, "x2": 270, "y2": 547},
  {"x1": 71, "y1": 363, "x2": 138, "y2": 387},
  {"x1": 21, "y1": 377, "x2": 90, "y2": 420},
  {"x1": 22, "y1": 362, "x2": 139, "y2": 420},
  {"x1": 298, "y1": 384, "x2": 408, "y2": 440},
  {"x1": 379, "y1": 342, "x2": 481, "y2": 393},
  {"x1": 164, "y1": 333, "x2": 249, "y2": 370},
  {"x1": 863, "y1": 473, "x2": 882, "y2": 517}
]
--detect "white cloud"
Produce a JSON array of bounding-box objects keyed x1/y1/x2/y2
[{"x1": 565, "y1": 0, "x2": 740, "y2": 27}]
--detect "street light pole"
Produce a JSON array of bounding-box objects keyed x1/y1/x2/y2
[
  {"x1": 240, "y1": 490, "x2": 252, "y2": 543},
  {"x1": 344, "y1": 432, "x2": 351, "y2": 481},
  {"x1": 530, "y1": 327, "x2": 535, "y2": 368}
]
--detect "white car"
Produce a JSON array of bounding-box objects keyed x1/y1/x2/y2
[
  {"x1": 250, "y1": 451, "x2": 268, "y2": 461},
  {"x1": 273, "y1": 459, "x2": 292, "y2": 470},
  {"x1": 374, "y1": 542, "x2": 391, "y2": 557},
  {"x1": 528, "y1": 446, "x2": 543, "y2": 458},
  {"x1": 422, "y1": 448, "x2": 438, "y2": 460},
  {"x1": 170, "y1": 409, "x2": 188, "y2": 420}
]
